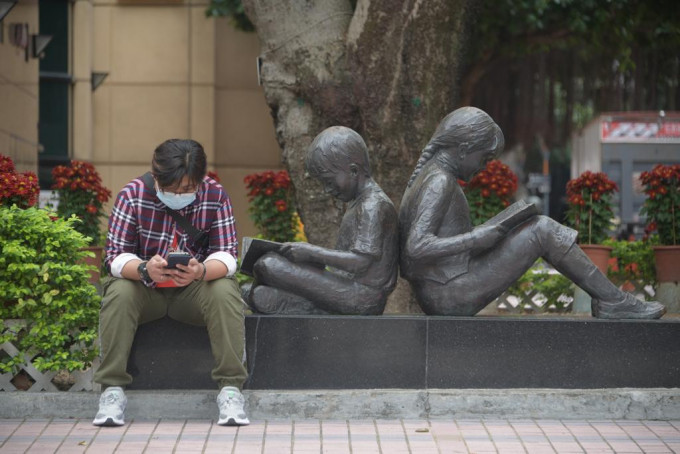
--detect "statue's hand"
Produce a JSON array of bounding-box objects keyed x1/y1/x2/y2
[
  {"x1": 279, "y1": 242, "x2": 317, "y2": 263},
  {"x1": 472, "y1": 224, "x2": 505, "y2": 251}
]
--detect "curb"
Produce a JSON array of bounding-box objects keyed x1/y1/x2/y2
[{"x1": 1, "y1": 388, "x2": 679, "y2": 420}]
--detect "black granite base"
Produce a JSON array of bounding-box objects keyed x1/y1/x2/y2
[{"x1": 126, "y1": 315, "x2": 680, "y2": 390}]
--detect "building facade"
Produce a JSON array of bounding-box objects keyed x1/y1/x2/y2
[{"x1": 0, "y1": 0, "x2": 282, "y2": 241}]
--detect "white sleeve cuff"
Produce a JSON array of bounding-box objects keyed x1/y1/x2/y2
[
  {"x1": 205, "y1": 251, "x2": 238, "y2": 277},
  {"x1": 110, "y1": 253, "x2": 142, "y2": 278}
]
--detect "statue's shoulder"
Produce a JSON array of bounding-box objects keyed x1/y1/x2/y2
[
  {"x1": 415, "y1": 166, "x2": 458, "y2": 196},
  {"x1": 373, "y1": 185, "x2": 396, "y2": 208},
  {"x1": 357, "y1": 185, "x2": 397, "y2": 219}
]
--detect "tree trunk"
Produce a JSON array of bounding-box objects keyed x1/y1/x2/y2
[
  {"x1": 242, "y1": 0, "x2": 473, "y2": 312},
  {"x1": 241, "y1": 0, "x2": 356, "y2": 247}
]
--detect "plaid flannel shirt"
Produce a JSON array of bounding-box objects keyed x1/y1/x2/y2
[{"x1": 105, "y1": 175, "x2": 238, "y2": 286}]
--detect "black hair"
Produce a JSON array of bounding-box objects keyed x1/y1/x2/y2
[
  {"x1": 151, "y1": 139, "x2": 207, "y2": 191},
  {"x1": 305, "y1": 126, "x2": 371, "y2": 177},
  {"x1": 407, "y1": 107, "x2": 504, "y2": 187}
]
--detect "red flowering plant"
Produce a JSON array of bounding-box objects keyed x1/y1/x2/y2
[
  {"x1": 0, "y1": 155, "x2": 39, "y2": 209},
  {"x1": 639, "y1": 164, "x2": 680, "y2": 245},
  {"x1": 51, "y1": 160, "x2": 112, "y2": 245},
  {"x1": 244, "y1": 170, "x2": 300, "y2": 243},
  {"x1": 460, "y1": 159, "x2": 518, "y2": 225},
  {"x1": 565, "y1": 171, "x2": 618, "y2": 245}
]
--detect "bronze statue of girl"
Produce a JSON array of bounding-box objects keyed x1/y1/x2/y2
[{"x1": 399, "y1": 106, "x2": 665, "y2": 319}]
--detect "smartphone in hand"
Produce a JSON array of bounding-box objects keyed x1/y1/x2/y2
[{"x1": 166, "y1": 251, "x2": 191, "y2": 269}]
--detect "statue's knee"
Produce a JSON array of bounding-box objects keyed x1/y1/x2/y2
[
  {"x1": 532, "y1": 214, "x2": 578, "y2": 258},
  {"x1": 533, "y1": 214, "x2": 554, "y2": 232},
  {"x1": 253, "y1": 252, "x2": 284, "y2": 281},
  {"x1": 532, "y1": 215, "x2": 559, "y2": 241}
]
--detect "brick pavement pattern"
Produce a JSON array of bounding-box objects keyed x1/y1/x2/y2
[{"x1": 0, "y1": 418, "x2": 678, "y2": 453}]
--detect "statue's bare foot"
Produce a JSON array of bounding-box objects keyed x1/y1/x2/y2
[{"x1": 592, "y1": 293, "x2": 666, "y2": 319}]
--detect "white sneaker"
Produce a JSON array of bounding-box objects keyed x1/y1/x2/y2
[
  {"x1": 217, "y1": 386, "x2": 250, "y2": 426},
  {"x1": 92, "y1": 386, "x2": 127, "y2": 427}
]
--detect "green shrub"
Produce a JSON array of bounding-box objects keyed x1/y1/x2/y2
[
  {"x1": 604, "y1": 238, "x2": 656, "y2": 294},
  {"x1": 507, "y1": 260, "x2": 574, "y2": 312},
  {"x1": 0, "y1": 205, "x2": 100, "y2": 374}
]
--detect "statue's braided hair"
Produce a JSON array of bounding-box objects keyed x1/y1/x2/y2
[{"x1": 407, "y1": 144, "x2": 436, "y2": 187}]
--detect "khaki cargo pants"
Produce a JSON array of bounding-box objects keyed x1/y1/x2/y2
[{"x1": 93, "y1": 276, "x2": 247, "y2": 390}]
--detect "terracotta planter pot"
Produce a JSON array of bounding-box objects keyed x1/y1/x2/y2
[
  {"x1": 653, "y1": 245, "x2": 680, "y2": 282},
  {"x1": 580, "y1": 244, "x2": 613, "y2": 275},
  {"x1": 80, "y1": 246, "x2": 104, "y2": 284}
]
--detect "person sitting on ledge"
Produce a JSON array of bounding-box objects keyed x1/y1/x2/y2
[
  {"x1": 399, "y1": 106, "x2": 665, "y2": 319},
  {"x1": 246, "y1": 126, "x2": 399, "y2": 315},
  {"x1": 93, "y1": 139, "x2": 249, "y2": 427}
]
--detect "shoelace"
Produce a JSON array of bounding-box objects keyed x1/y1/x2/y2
[
  {"x1": 219, "y1": 393, "x2": 243, "y2": 407},
  {"x1": 101, "y1": 393, "x2": 122, "y2": 406}
]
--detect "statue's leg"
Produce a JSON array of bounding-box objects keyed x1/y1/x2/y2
[
  {"x1": 535, "y1": 216, "x2": 665, "y2": 319},
  {"x1": 252, "y1": 252, "x2": 385, "y2": 315},
  {"x1": 249, "y1": 285, "x2": 330, "y2": 315},
  {"x1": 414, "y1": 215, "x2": 664, "y2": 318},
  {"x1": 415, "y1": 219, "x2": 550, "y2": 315}
]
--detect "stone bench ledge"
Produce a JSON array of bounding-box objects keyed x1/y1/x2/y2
[{"x1": 127, "y1": 314, "x2": 680, "y2": 390}]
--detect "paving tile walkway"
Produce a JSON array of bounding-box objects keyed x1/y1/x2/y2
[{"x1": 0, "y1": 418, "x2": 678, "y2": 453}]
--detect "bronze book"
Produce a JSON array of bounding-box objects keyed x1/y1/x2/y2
[{"x1": 483, "y1": 199, "x2": 538, "y2": 233}]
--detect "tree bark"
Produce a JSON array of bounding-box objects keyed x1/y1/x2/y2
[
  {"x1": 243, "y1": 0, "x2": 472, "y2": 239},
  {"x1": 241, "y1": 0, "x2": 356, "y2": 247},
  {"x1": 242, "y1": 0, "x2": 472, "y2": 312}
]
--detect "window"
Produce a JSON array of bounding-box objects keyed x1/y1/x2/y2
[{"x1": 38, "y1": 0, "x2": 71, "y2": 186}]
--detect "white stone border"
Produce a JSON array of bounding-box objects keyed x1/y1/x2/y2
[{"x1": 1, "y1": 389, "x2": 678, "y2": 420}]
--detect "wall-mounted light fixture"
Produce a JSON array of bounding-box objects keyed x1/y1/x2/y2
[
  {"x1": 31, "y1": 34, "x2": 52, "y2": 58},
  {"x1": 0, "y1": 0, "x2": 17, "y2": 22},
  {"x1": 92, "y1": 72, "x2": 109, "y2": 91}
]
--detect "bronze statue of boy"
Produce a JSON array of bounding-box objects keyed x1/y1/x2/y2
[
  {"x1": 399, "y1": 106, "x2": 665, "y2": 319},
  {"x1": 245, "y1": 126, "x2": 399, "y2": 315}
]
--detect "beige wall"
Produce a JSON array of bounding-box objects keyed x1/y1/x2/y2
[
  {"x1": 88, "y1": 3, "x2": 282, "y2": 243},
  {"x1": 3, "y1": 1, "x2": 283, "y2": 245},
  {"x1": 0, "y1": 1, "x2": 40, "y2": 173},
  {"x1": 214, "y1": 17, "x2": 283, "y2": 242},
  {"x1": 90, "y1": 1, "x2": 217, "y2": 200}
]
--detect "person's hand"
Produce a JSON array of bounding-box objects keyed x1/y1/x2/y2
[
  {"x1": 472, "y1": 224, "x2": 505, "y2": 251},
  {"x1": 279, "y1": 242, "x2": 317, "y2": 263},
  {"x1": 145, "y1": 254, "x2": 171, "y2": 283},
  {"x1": 167, "y1": 258, "x2": 203, "y2": 287}
]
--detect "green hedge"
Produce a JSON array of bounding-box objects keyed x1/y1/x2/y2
[{"x1": 0, "y1": 206, "x2": 100, "y2": 374}]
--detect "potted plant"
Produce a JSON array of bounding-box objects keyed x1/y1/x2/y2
[
  {"x1": 243, "y1": 170, "x2": 303, "y2": 243},
  {"x1": 0, "y1": 155, "x2": 39, "y2": 209},
  {"x1": 460, "y1": 159, "x2": 518, "y2": 226},
  {"x1": 565, "y1": 170, "x2": 618, "y2": 273},
  {"x1": 639, "y1": 163, "x2": 680, "y2": 282},
  {"x1": 51, "y1": 160, "x2": 112, "y2": 283}
]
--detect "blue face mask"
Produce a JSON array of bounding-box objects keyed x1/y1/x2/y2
[{"x1": 156, "y1": 187, "x2": 196, "y2": 210}]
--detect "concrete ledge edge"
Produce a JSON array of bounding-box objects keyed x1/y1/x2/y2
[{"x1": 1, "y1": 388, "x2": 678, "y2": 420}]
